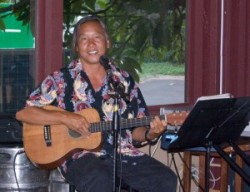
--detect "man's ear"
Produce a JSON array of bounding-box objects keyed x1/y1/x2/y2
[{"x1": 107, "y1": 40, "x2": 111, "y2": 49}]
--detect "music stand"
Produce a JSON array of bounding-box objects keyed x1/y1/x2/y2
[{"x1": 166, "y1": 96, "x2": 250, "y2": 192}]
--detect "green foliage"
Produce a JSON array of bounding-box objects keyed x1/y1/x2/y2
[
  {"x1": 140, "y1": 62, "x2": 185, "y2": 80},
  {"x1": 110, "y1": 55, "x2": 142, "y2": 83}
]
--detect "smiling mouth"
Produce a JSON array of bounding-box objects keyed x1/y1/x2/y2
[{"x1": 88, "y1": 50, "x2": 98, "y2": 54}]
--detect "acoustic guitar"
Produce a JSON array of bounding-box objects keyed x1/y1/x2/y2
[{"x1": 23, "y1": 105, "x2": 188, "y2": 168}]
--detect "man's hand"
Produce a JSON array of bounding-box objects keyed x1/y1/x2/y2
[
  {"x1": 61, "y1": 111, "x2": 91, "y2": 137},
  {"x1": 147, "y1": 116, "x2": 167, "y2": 140}
]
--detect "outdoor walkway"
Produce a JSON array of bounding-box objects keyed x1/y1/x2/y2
[{"x1": 138, "y1": 75, "x2": 185, "y2": 106}]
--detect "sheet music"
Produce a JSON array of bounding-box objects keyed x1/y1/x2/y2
[
  {"x1": 196, "y1": 93, "x2": 233, "y2": 102},
  {"x1": 241, "y1": 121, "x2": 250, "y2": 137}
]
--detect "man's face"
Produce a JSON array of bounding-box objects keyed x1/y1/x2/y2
[{"x1": 76, "y1": 20, "x2": 110, "y2": 65}]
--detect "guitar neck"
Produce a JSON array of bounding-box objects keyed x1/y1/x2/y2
[{"x1": 89, "y1": 115, "x2": 165, "y2": 133}]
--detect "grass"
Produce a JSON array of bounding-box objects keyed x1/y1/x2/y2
[{"x1": 139, "y1": 62, "x2": 185, "y2": 79}]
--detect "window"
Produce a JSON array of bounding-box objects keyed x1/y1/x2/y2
[
  {"x1": 0, "y1": 1, "x2": 35, "y2": 113},
  {"x1": 0, "y1": 0, "x2": 186, "y2": 113}
]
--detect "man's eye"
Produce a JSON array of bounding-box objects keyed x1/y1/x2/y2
[
  {"x1": 95, "y1": 35, "x2": 104, "y2": 40},
  {"x1": 79, "y1": 37, "x2": 87, "y2": 42}
]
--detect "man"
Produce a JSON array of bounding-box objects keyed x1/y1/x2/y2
[{"x1": 16, "y1": 15, "x2": 177, "y2": 192}]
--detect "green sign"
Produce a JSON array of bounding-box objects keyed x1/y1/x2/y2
[{"x1": 0, "y1": 3, "x2": 34, "y2": 49}]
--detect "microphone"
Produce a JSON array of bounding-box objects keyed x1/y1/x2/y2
[
  {"x1": 100, "y1": 55, "x2": 130, "y2": 103},
  {"x1": 100, "y1": 55, "x2": 111, "y2": 71}
]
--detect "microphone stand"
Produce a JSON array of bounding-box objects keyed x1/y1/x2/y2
[
  {"x1": 103, "y1": 58, "x2": 130, "y2": 192},
  {"x1": 111, "y1": 92, "x2": 120, "y2": 192}
]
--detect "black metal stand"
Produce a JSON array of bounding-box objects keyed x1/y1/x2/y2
[
  {"x1": 204, "y1": 142, "x2": 212, "y2": 192},
  {"x1": 112, "y1": 96, "x2": 120, "y2": 192},
  {"x1": 213, "y1": 143, "x2": 250, "y2": 186},
  {"x1": 166, "y1": 96, "x2": 250, "y2": 191},
  {"x1": 100, "y1": 56, "x2": 130, "y2": 192}
]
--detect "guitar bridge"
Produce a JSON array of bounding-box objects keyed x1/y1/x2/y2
[{"x1": 44, "y1": 125, "x2": 52, "y2": 146}]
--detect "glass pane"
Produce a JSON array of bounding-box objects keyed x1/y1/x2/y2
[
  {"x1": 62, "y1": 0, "x2": 186, "y2": 106},
  {"x1": 139, "y1": 76, "x2": 185, "y2": 105},
  {"x1": 0, "y1": 1, "x2": 35, "y2": 113}
]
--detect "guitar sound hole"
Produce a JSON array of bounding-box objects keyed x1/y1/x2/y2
[{"x1": 68, "y1": 130, "x2": 81, "y2": 138}]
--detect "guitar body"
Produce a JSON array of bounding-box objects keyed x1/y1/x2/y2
[{"x1": 23, "y1": 106, "x2": 101, "y2": 169}]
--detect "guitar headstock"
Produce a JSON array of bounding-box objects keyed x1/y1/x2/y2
[{"x1": 165, "y1": 111, "x2": 189, "y2": 126}]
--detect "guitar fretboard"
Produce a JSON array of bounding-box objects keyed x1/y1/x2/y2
[{"x1": 89, "y1": 115, "x2": 166, "y2": 133}]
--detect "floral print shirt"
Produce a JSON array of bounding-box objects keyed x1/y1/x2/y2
[{"x1": 25, "y1": 59, "x2": 149, "y2": 171}]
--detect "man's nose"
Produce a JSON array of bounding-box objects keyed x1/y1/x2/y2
[{"x1": 87, "y1": 38, "x2": 96, "y2": 46}]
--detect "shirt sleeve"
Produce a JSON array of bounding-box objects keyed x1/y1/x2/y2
[{"x1": 26, "y1": 75, "x2": 58, "y2": 107}]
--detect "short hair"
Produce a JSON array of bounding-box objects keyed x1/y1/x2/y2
[{"x1": 72, "y1": 15, "x2": 109, "y2": 54}]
